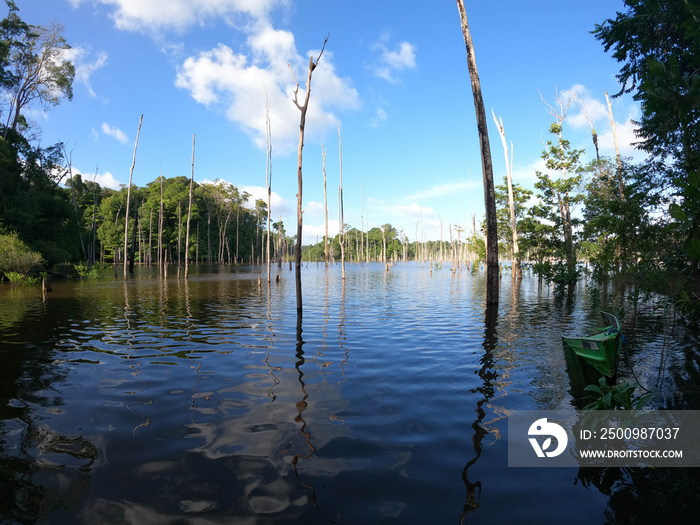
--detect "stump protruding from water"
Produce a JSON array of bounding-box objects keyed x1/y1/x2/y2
[{"x1": 42, "y1": 278, "x2": 51, "y2": 302}]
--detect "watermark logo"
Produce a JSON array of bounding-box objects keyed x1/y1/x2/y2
[{"x1": 528, "y1": 417, "x2": 568, "y2": 458}]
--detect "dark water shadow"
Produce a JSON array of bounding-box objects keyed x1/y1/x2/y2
[
  {"x1": 460, "y1": 289, "x2": 499, "y2": 522},
  {"x1": 290, "y1": 308, "x2": 317, "y2": 508}
]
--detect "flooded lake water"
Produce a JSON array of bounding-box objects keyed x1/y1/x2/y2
[{"x1": 1, "y1": 263, "x2": 699, "y2": 524}]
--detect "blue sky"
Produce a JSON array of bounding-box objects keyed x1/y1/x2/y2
[{"x1": 18, "y1": 0, "x2": 642, "y2": 244}]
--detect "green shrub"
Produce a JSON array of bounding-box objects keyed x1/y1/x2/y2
[
  {"x1": 5, "y1": 271, "x2": 39, "y2": 285},
  {"x1": 0, "y1": 234, "x2": 43, "y2": 278},
  {"x1": 74, "y1": 262, "x2": 107, "y2": 279}
]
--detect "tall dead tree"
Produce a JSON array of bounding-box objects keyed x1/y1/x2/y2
[
  {"x1": 91, "y1": 165, "x2": 98, "y2": 267},
  {"x1": 492, "y1": 111, "x2": 520, "y2": 279},
  {"x1": 266, "y1": 93, "x2": 272, "y2": 283},
  {"x1": 338, "y1": 121, "x2": 345, "y2": 280},
  {"x1": 322, "y1": 145, "x2": 329, "y2": 267},
  {"x1": 360, "y1": 182, "x2": 364, "y2": 266},
  {"x1": 456, "y1": 1, "x2": 498, "y2": 299},
  {"x1": 575, "y1": 95, "x2": 601, "y2": 164},
  {"x1": 290, "y1": 35, "x2": 328, "y2": 313},
  {"x1": 185, "y1": 133, "x2": 195, "y2": 279},
  {"x1": 605, "y1": 91, "x2": 624, "y2": 200},
  {"x1": 158, "y1": 166, "x2": 164, "y2": 276},
  {"x1": 123, "y1": 114, "x2": 143, "y2": 279}
]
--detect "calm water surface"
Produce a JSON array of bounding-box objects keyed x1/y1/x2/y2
[{"x1": 1, "y1": 263, "x2": 698, "y2": 524}]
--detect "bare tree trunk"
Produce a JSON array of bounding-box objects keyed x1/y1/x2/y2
[
  {"x1": 360, "y1": 182, "x2": 364, "y2": 266},
  {"x1": 139, "y1": 203, "x2": 144, "y2": 263},
  {"x1": 207, "y1": 210, "x2": 212, "y2": 265},
  {"x1": 185, "y1": 133, "x2": 195, "y2": 279},
  {"x1": 456, "y1": 1, "x2": 498, "y2": 300},
  {"x1": 159, "y1": 170, "x2": 164, "y2": 276},
  {"x1": 129, "y1": 200, "x2": 139, "y2": 274},
  {"x1": 338, "y1": 121, "x2": 345, "y2": 280},
  {"x1": 177, "y1": 202, "x2": 182, "y2": 271},
  {"x1": 148, "y1": 207, "x2": 153, "y2": 266},
  {"x1": 123, "y1": 115, "x2": 143, "y2": 279},
  {"x1": 278, "y1": 215, "x2": 283, "y2": 269},
  {"x1": 91, "y1": 165, "x2": 98, "y2": 267},
  {"x1": 266, "y1": 94, "x2": 272, "y2": 283},
  {"x1": 290, "y1": 35, "x2": 328, "y2": 313},
  {"x1": 492, "y1": 111, "x2": 520, "y2": 278},
  {"x1": 605, "y1": 91, "x2": 624, "y2": 199},
  {"x1": 63, "y1": 144, "x2": 88, "y2": 262},
  {"x1": 322, "y1": 146, "x2": 329, "y2": 267},
  {"x1": 575, "y1": 94, "x2": 601, "y2": 165}
]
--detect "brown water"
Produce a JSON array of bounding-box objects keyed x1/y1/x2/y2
[{"x1": 0, "y1": 263, "x2": 698, "y2": 524}]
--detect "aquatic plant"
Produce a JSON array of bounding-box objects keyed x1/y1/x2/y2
[{"x1": 583, "y1": 377, "x2": 654, "y2": 410}]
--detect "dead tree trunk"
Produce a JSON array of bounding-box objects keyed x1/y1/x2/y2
[
  {"x1": 91, "y1": 165, "x2": 98, "y2": 267},
  {"x1": 492, "y1": 111, "x2": 520, "y2": 279},
  {"x1": 360, "y1": 182, "x2": 364, "y2": 266},
  {"x1": 290, "y1": 35, "x2": 328, "y2": 314},
  {"x1": 148, "y1": 207, "x2": 153, "y2": 266},
  {"x1": 185, "y1": 133, "x2": 195, "y2": 279},
  {"x1": 177, "y1": 202, "x2": 182, "y2": 272},
  {"x1": 129, "y1": 200, "x2": 139, "y2": 274},
  {"x1": 338, "y1": 121, "x2": 345, "y2": 280},
  {"x1": 278, "y1": 215, "x2": 283, "y2": 269},
  {"x1": 64, "y1": 144, "x2": 87, "y2": 262},
  {"x1": 605, "y1": 91, "x2": 624, "y2": 200},
  {"x1": 266, "y1": 94, "x2": 272, "y2": 283},
  {"x1": 322, "y1": 145, "x2": 329, "y2": 267},
  {"x1": 123, "y1": 114, "x2": 143, "y2": 279},
  {"x1": 456, "y1": 1, "x2": 498, "y2": 301},
  {"x1": 159, "y1": 170, "x2": 164, "y2": 276}
]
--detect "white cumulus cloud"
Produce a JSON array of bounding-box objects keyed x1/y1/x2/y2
[
  {"x1": 240, "y1": 185, "x2": 293, "y2": 216},
  {"x1": 70, "y1": 168, "x2": 123, "y2": 190},
  {"x1": 69, "y1": 0, "x2": 289, "y2": 34},
  {"x1": 176, "y1": 37, "x2": 360, "y2": 155},
  {"x1": 101, "y1": 122, "x2": 128, "y2": 143},
  {"x1": 371, "y1": 33, "x2": 417, "y2": 84}
]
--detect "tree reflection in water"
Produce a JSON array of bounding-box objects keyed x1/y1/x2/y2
[
  {"x1": 461, "y1": 293, "x2": 499, "y2": 522},
  {"x1": 289, "y1": 307, "x2": 318, "y2": 507}
]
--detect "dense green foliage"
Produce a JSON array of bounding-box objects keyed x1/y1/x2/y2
[{"x1": 0, "y1": 233, "x2": 42, "y2": 277}]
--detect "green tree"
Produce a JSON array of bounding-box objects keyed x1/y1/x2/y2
[
  {"x1": 594, "y1": 0, "x2": 700, "y2": 272},
  {"x1": 0, "y1": 3, "x2": 77, "y2": 265},
  {"x1": 533, "y1": 121, "x2": 584, "y2": 284},
  {"x1": 1, "y1": 2, "x2": 74, "y2": 137},
  {"x1": 581, "y1": 157, "x2": 668, "y2": 279},
  {"x1": 594, "y1": 0, "x2": 700, "y2": 172}
]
